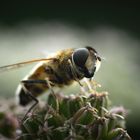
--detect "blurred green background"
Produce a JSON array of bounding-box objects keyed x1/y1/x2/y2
[{"x1": 0, "y1": 2, "x2": 140, "y2": 139}]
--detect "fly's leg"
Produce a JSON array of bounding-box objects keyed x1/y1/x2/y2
[
  {"x1": 45, "y1": 78, "x2": 59, "y2": 112},
  {"x1": 21, "y1": 79, "x2": 48, "y2": 121},
  {"x1": 82, "y1": 78, "x2": 102, "y2": 95},
  {"x1": 89, "y1": 78, "x2": 101, "y2": 90},
  {"x1": 68, "y1": 59, "x2": 83, "y2": 87},
  {"x1": 21, "y1": 79, "x2": 59, "y2": 121},
  {"x1": 68, "y1": 59, "x2": 87, "y2": 95},
  {"x1": 45, "y1": 78, "x2": 55, "y2": 95},
  {"x1": 83, "y1": 78, "x2": 92, "y2": 91}
]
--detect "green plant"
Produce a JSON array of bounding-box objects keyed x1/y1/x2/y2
[{"x1": 14, "y1": 91, "x2": 132, "y2": 140}]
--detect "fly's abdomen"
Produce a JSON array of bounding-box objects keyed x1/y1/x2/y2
[
  {"x1": 16, "y1": 83, "x2": 47, "y2": 106},
  {"x1": 16, "y1": 85, "x2": 32, "y2": 106},
  {"x1": 15, "y1": 62, "x2": 50, "y2": 106}
]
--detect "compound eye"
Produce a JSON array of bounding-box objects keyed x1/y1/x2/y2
[{"x1": 72, "y1": 48, "x2": 89, "y2": 67}]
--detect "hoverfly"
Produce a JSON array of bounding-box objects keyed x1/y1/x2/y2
[{"x1": 0, "y1": 46, "x2": 101, "y2": 117}]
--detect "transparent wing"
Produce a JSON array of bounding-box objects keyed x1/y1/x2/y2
[{"x1": 0, "y1": 58, "x2": 57, "y2": 72}]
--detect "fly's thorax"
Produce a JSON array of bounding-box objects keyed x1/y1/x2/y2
[
  {"x1": 47, "y1": 58, "x2": 75, "y2": 85},
  {"x1": 43, "y1": 49, "x2": 77, "y2": 85}
]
